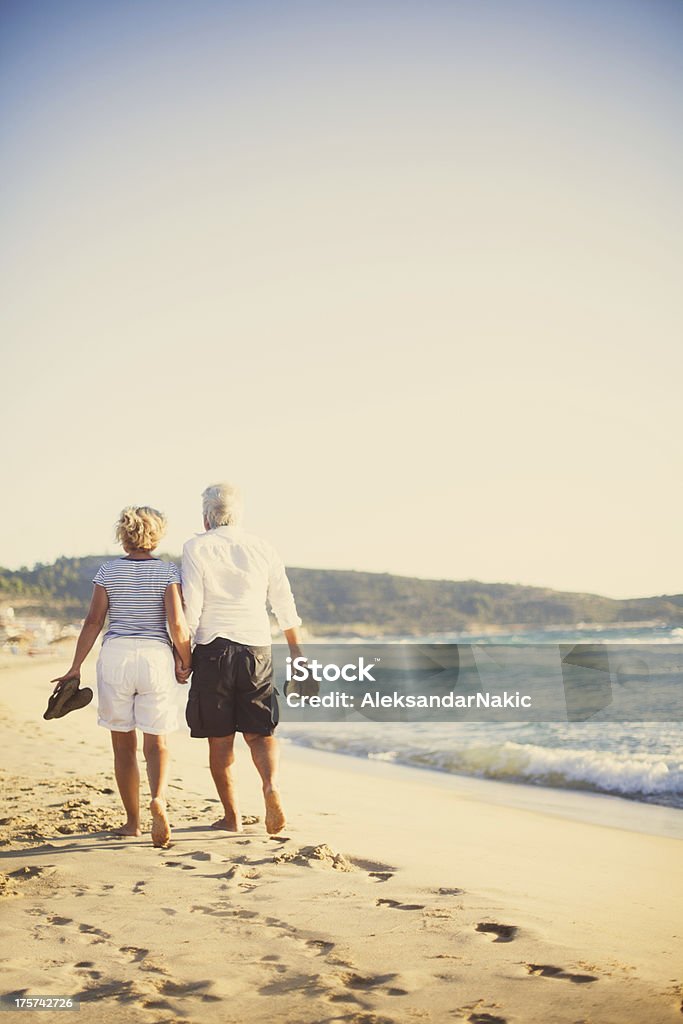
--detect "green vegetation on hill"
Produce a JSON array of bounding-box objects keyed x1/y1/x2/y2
[
  {"x1": 286, "y1": 569, "x2": 683, "y2": 634},
  {"x1": 0, "y1": 557, "x2": 105, "y2": 618},
  {"x1": 1, "y1": 556, "x2": 681, "y2": 636}
]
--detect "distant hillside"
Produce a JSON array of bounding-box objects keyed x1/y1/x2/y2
[
  {"x1": 1, "y1": 556, "x2": 681, "y2": 636},
  {"x1": 287, "y1": 569, "x2": 683, "y2": 635}
]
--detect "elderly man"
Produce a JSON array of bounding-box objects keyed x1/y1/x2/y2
[{"x1": 181, "y1": 482, "x2": 304, "y2": 835}]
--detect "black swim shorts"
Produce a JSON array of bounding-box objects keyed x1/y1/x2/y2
[{"x1": 185, "y1": 637, "x2": 278, "y2": 738}]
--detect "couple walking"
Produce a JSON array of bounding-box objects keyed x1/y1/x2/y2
[{"x1": 51, "y1": 483, "x2": 304, "y2": 848}]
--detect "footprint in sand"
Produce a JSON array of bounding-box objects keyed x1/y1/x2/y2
[
  {"x1": 46, "y1": 917, "x2": 111, "y2": 947},
  {"x1": 155, "y1": 979, "x2": 214, "y2": 996},
  {"x1": 376, "y1": 898, "x2": 425, "y2": 911},
  {"x1": 274, "y1": 844, "x2": 354, "y2": 872},
  {"x1": 348, "y1": 855, "x2": 395, "y2": 873},
  {"x1": 9, "y1": 865, "x2": 56, "y2": 881},
  {"x1": 468, "y1": 1014, "x2": 507, "y2": 1024},
  {"x1": 119, "y1": 946, "x2": 149, "y2": 963},
  {"x1": 306, "y1": 939, "x2": 335, "y2": 956},
  {"x1": 79, "y1": 924, "x2": 111, "y2": 939},
  {"x1": 163, "y1": 860, "x2": 195, "y2": 871},
  {"x1": 476, "y1": 922, "x2": 518, "y2": 943},
  {"x1": 258, "y1": 973, "x2": 329, "y2": 998},
  {"x1": 342, "y1": 970, "x2": 395, "y2": 987},
  {"x1": 341, "y1": 971, "x2": 408, "y2": 996},
  {"x1": 525, "y1": 963, "x2": 597, "y2": 984},
  {"x1": 77, "y1": 979, "x2": 138, "y2": 1004},
  {"x1": 190, "y1": 904, "x2": 235, "y2": 918},
  {"x1": 139, "y1": 960, "x2": 169, "y2": 977},
  {"x1": 217, "y1": 863, "x2": 261, "y2": 887},
  {"x1": 2, "y1": 865, "x2": 59, "y2": 899},
  {"x1": 142, "y1": 998, "x2": 175, "y2": 1011},
  {"x1": 344, "y1": 1013, "x2": 398, "y2": 1024}
]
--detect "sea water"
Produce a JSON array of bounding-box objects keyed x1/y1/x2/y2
[{"x1": 279, "y1": 625, "x2": 683, "y2": 809}]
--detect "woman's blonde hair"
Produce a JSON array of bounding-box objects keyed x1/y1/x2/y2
[{"x1": 115, "y1": 506, "x2": 167, "y2": 552}]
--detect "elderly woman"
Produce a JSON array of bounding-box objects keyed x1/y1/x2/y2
[
  {"x1": 51, "y1": 506, "x2": 191, "y2": 847},
  {"x1": 182, "y1": 483, "x2": 304, "y2": 835}
]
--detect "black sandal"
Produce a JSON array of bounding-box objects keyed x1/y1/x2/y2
[{"x1": 43, "y1": 680, "x2": 93, "y2": 720}]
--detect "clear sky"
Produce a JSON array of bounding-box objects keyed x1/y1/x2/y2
[{"x1": 1, "y1": 0, "x2": 681, "y2": 598}]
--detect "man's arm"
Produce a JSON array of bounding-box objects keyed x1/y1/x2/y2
[
  {"x1": 283, "y1": 625, "x2": 304, "y2": 657},
  {"x1": 267, "y1": 552, "x2": 302, "y2": 654},
  {"x1": 164, "y1": 583, "x2": 192, "y2": 683},
  {"x1": 268, "y1": 554, "x2": 318, "y2": 695}
]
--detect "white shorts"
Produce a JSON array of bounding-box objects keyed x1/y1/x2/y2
[{"x1": 96, "y1": 637, "x2": 179, "y2": 734}]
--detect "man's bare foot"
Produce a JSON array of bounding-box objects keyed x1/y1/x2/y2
[
  {"x1": 111, "y1": 822, "x2": 142, "y2": 838},
  {"x1": 264, "y1": 787, "x2": 286, "y2": 835},
  {"x1": 210, "y1": 816, "x2": 243, "y2": 833},
  {"x1": 150, "y1": 798, "x2": 171, "y2": 848}
]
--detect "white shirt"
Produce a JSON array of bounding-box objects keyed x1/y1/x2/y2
[{"x1": 181, "y1": 525, "x2": 302, "y2": 647}]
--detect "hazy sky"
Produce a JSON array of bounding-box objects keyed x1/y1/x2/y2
[{"x1": 1, "y1": 0, "x2": 681, "y2": 598}]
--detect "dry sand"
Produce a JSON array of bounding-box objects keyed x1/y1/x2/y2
[{"x1": 1, "y1": 657, "x2": 681, "y2": 1023}]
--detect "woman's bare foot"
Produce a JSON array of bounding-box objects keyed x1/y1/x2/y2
[
  {"x1": 210, "y1": 816, "x2": 243, "y2": 832},
  {"x1": 150, "y1": 798, "x2": 171, "y2": 848},
  {"x1": 111, "y1": 822, "x2": 142, "y2": 838},
  {"x1": 264, "y1": 787, "x2": 286, "y2": 835}
]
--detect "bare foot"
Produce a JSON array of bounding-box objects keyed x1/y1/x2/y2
[
  {"x1": 264, "y1": 788, "x2": 286, "y2": 835},
  {"x1": 111, "y1": 823, "x2": 142, "y2": 838},
  {"x1": 150, "y1": 798, "x2": 171, "y2": 848},
  {"x1": 210, "y1": 816, "x2": 243, "y2": 833}
]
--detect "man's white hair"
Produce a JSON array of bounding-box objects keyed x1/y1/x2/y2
[{"x1": 202, "y1": 482, "x2": 244, "y2": 529}]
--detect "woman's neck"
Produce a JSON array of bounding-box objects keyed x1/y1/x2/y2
[{"x1": 124, "y1": 550, "x2": 154, "y2": 560}]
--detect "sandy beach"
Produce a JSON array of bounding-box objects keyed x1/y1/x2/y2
[{"x1": 1, "y1": 656, "x2": 681, "y2": 1023}]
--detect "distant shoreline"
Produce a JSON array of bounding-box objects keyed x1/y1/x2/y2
[
  {"x1": 2, "y1": 555, "x2": 682, "y2": 639},
  {"x1": 305, "y1": 618, "x2": 681, "y2": 639}
]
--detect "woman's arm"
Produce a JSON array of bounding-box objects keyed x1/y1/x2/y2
[
  {"x1": 180, "y1": 543, "x2": 204, "y2": 643},
  {"x1": 164, "y1": 583, "x2": 192, "y2": 682},
  {"x1": 51, "y1": 584, "x2": 109, "y2": 691}
]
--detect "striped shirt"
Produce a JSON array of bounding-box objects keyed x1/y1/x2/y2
[{"x1": 93, "y1": 558, "x2": 182, "y2": 646}]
